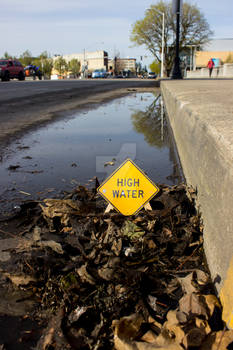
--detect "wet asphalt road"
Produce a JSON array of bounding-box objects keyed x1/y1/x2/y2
[
  {"x1": 0, "y1": 78, "x2": 159, "y2": 145},
  {"x1": 0, "y1": 78, "x2": 158, "y2": 103}
]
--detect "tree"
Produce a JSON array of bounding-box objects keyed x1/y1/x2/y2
[
  {"x1": 130, "y1": 1, "x2": 213, "y2": 75},
  {"x1": 40, "y1": 58, "x2": 53, "y2": 78},
  {"x1": 149, "y1": 60, "x2": 160, "y2": 74},
  {"x1": 131, "y1": 95, "x2": 167, "y2": 148},
  {"x1": 19, "y1": 50, "x2": 33, "y2": 66},
  {"x1": 39, "y1": 51, "x2": 50, "y2": 60},
  {"x1": 54, "y1": 56, "x2": 68, "y2": 76},
  {"x1": 3, "y1": 52, "x2": 11, "y2": 59},
  {"x1": 135, "y1": 62, "x2": 142, "y2": 75},
  {"x1": 37, "y1": 52, "x2": 53, "y2": 78},
  {"x1": 225, "y1": 54, "x2": 233, "y2": 63},
  {"x1": 68, "y1": 59, "x2": 81, "y2": 78}
]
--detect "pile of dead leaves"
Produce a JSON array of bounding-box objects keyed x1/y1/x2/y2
[{"x1": 0, "y1": 184, "x2": 232, "y2": 350}]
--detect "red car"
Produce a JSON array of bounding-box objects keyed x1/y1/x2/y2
[{"x1": 0, "y1": 59, "x2": 25, "y2": 81}]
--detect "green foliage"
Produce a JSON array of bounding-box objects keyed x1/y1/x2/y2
[
  {"x1": 131, "y1": 1, "x2": 213, "y2": 75},
  {"x1": 131, "y1": 95, "x2": 167, "y2": 148},
  {"x1": 32, "y1": 57, "x2": 41, "y2": 67},
  {"x1": 31, "y1": 52, "x2": 53, "y2": 77},
  {"x1": 54, "y1": 56, "x2": 68, "y2": 75},
  {"x1": 149, "y1": 60, "x2": 160, "y2": 74},
  {"x1": 39, "y1": 51, "x2": 50, "y2": 60},
  {"x1": 3, "y1": 52, "x2": 11, "y2": 59},
  {"x1": 1, "y1": 50, "x2": 53, "y2": 77},
  {"x1": 225, "y1": 53, "x2": 233, "y2": 63},
  {"x1": 19, "y1": 50, "x2": 33, "y2": 66},
  {"x1": 41, "y1": 58, "x2": 53, "y2": 77},
  {"x1": 68, "y1": 59, "x2": 81, "y2": 77},
  {"x1": 1, "y1": 52, "x2": 17, "y2": 60}
]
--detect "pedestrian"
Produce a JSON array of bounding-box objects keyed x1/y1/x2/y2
[{"x1": 207, "y1": 58, "x2": 215, "y2": 78}]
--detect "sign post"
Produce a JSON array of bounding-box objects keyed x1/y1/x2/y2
[{"x1": 98, "y1": 159, "x2": 159, "y2": 216}]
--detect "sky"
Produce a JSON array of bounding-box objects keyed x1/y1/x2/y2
[{"x1": 1, "y1": 0, "x2": 233, "y2": 67}]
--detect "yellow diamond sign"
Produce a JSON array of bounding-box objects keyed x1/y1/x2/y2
[{"x1": 98, "y1": 159, "x2": 159, "y2": 216}]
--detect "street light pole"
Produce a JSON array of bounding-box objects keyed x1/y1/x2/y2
[
  {"x1": 171, "y1": 0, "x2": 182, "y2": 79},
  {"x1": 83, "y1": 42, "x2": 105, "y2": 78},
  {"x1": 146, "y1": 8, "x2": 165, "y2": 78},
  {"x1": 154, "y1": 9, "x2": 165, "y2": 78},
  {"x1": 83, "y1": 48, "x2": 86, "y2": 78},
  {"x1": 161, "y1": 11, "x2": 165, "y2": 78}
]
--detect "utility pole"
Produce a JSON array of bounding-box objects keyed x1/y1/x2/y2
[
  {"x1": 146, "y1": 8, "x2": 165, "y2": 78},
  {"x1": 161, "y1": 11, "x2": 165, "y2": 78},
  {"x1": 171, "y1": 0, "x2": 182, "y2": 79},
  {"x1": 83, "y1": 48, "x2": 86, "y2": 78}
]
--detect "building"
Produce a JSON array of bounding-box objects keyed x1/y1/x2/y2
[
  {"x1": 51, "y1": 51, "x2": 137, "y2": 78},
  {"x1": 52, "y1": 50, "x2": 108, "y2": 78},
  {"x1": 63, "y1": 50, "x2": 108, "y2": 72},
  {"x1": 108, "y1": 58, "x2": 136, "y2": 75},
  {"x1": 186, "y1": 39, "x2": 233, "y2": 78},
  {"x1": 195, "y1": 39, "x2": 233, "y2": 68}
]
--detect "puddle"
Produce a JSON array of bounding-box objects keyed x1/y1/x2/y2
[{"x1": 0, "y1": 92, "x2": 183, "y2": 214}]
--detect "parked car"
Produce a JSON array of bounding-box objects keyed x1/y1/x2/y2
[
  {"x1": 147, "y1": 72, "x2": 157, "y2": 79},
  {"x1": 24, "y1": 65, "x2": 42, "y2": 80},
  {"x1": 92, "y1": 69, "x2": 107, "y2": 78},
  {"x1": 0, "y1": 59, "x2": 25, "y2": 81}
]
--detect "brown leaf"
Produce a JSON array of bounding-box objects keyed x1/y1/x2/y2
[
  {"x1": 112, "y1": 313, "x2": 144, "y2": 341},
  {"x1": 177, "y1": 273, "x2": 197, "y2": 294},
  {"x1": 179, "y1": 293, "x2": 208, "y2": 318},
  {"x1": 114, "y1": 336, "x2": 183, "y2": 350},
  {"x1": 3, "y1": 273, "x2": 36, "y2": 286},
  {"x1": 162, "y1": 227, "x2": 172, "y2": 237},
  {"x1": 160, "y1": 310, "x2": 185, "y2": 346},
  {"x1": 182, "y1": 327, "x2": 206, "y2": 348},
  {"x1": 194, "y1": 269, "x2": 210, "y2": 285},
  {"x1": 112, "y1": 238, "x2": 123, "y2": 256},
  {"x1": 140, "y1": 330, "x2": 158, "y2": 343},
  {"x1": 76, "y1": 264, "x2": 95, "y2": 285},
  {"x1": 39, "y1": 198, "x2": 81, "y2": 228},
  {"x1": 202, "y1": 294, "x2": 222, "y2": 317},
  {"x1": 200, "y1": 330, "x2": 233, "y2": 350},
  {"x1": 195, "y1": 318, "x2": 211, "y2": 335},
  {"x1": 147, "y1": 220, "x2": 157, "y2": 231},
  {"x1": 176, "y1": 311, "x2": 188, "y2": 324},
  {"x1": 147, "y1": 239, "x2": 157, "y2": 249}
]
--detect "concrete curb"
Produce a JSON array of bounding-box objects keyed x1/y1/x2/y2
[{"x1": 161, "y1": 80, "x2": 233, "y2": 328}]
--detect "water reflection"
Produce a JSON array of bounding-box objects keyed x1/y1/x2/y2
[
  {"x1": 131, "y1": 95, "x2": 165, "y2": 148},
  {"x1": 0, "y1": 92, "x2": 183, "y2": 212},
  {"x1": 131, "y1": 94, "x2": 182, "y2": 184}
]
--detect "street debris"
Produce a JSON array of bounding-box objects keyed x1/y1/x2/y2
[
  {"x1": 7, "y1": 165, "x2": 21, "y2": 171},
  {"x1": 104, "y1": 158, "x2": 116, "y2": 167},
  {"x1": 0, "y1": 183, "x2": 232, "y2": 349},
  {"x1": 18, "y1": 190, "x2": 31, "y2": 196}
]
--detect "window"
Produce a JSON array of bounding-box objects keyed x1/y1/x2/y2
[{"x1": 0, "y1": 61, "x2": 7, "y2": 66}]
